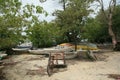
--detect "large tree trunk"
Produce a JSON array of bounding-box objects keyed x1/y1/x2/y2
[
  {"x1": 98, "y1": 0, "x2": 118, "y2": 50},
  {"x1": 108, "y1": 13, "x2": 117, "y2": 49}
]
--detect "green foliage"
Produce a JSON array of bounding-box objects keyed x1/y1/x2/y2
[
  {"x1": 0, "y1": 0, "x2": 23, "y2": 50},
  {"x1": 27, "y1": 22, "x2": 62, "y2": 48},
  {"x1": 36, "y1": 6, "x2": 43, "y2": 13},
  {"x1": 112, "y1": 5, "x2": 120, "y2": 40},
  {"x1": 54, "y1": 0, "x2": 94, "y2": 43},
  {"x1": 83, "y1": 5, "x2": 120, "y2": 43},
  {"x1": 0, "y1": 0, "x2": 45, "y2": 50},
  {"x1": 83, "y1": 18, "x2": 111, "y2": 43},
  {"x1": 97, "y1": 5, "x2": 120, "y2": 42}
]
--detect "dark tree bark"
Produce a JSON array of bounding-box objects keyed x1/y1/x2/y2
[{"x1": 63, "y1": 0, "x2": 66, "y2": 10}]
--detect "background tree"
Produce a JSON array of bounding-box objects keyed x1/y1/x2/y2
[
  {"x1": 83, "y1": 4, "x2": 120, "y2": 46},
  {"x1": 0, "y1": 0, "x2": 24, "y2": 51},
  {"x1": 96, "y1": 0, "x2": 118, "y2": 49},
  {"x1": 83, "y1": 18, "x2": 111, "y2": 43},
  {"x1": 0, "y1": 0, "x2": 45, "y2": 53},
  {"x1": 112, "y1": 5, "x2": 120, "y2": 43},
  {"x1": 113, "y1": 5, "x2": 120, "y2": 51},
  {"x1": 54, "y1": 0, "x2": 94, "y2": 50},
  {"x1": 27, "y1": 21, "x2": 62, "y2": 48}
]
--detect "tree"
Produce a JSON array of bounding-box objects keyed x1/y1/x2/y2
[
  {"x1": 0, "y1": 0, "x2": 24, "y2": 50},
  {"x1": 0, "y1": 0, "x2": 45, "y2": 52},
  {"x1": 83, "y1": 17, "x2": 111, "y2": 43},
  {"x1": 112, "y1": 5, "x2": 120, "y2": 41},
  {"x1": 83, "y1": 4, "x2": 120, "y2": 45},
  {"x1": 96, "y1": 0, "x2": 117, "y2": 49},
  {"x1": 54, "y1": 0, "x2": 94, "y2": 50},
  {"x1": 112, "y1": 5, "x2": 120, "y2": 50},
  {"x1": 27, "y1": 21, "x2": 62, "y2": 48}
]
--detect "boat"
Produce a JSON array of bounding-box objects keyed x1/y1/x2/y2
[
  {"x1": 65, "y1": 51, "x2": 77, "y2": 59},
  {"x1": 12, "y1": 45, "x2": 32, "y2": 52},
  {"x1": 28, "y1": 47, "x2": 73, "y2": 54},
  {"x1": 0, "y1": 51, "x2": 7, "y2": 59},
  {"x1": 12, "y1": 48, "x2": 30, "y2": 52}
]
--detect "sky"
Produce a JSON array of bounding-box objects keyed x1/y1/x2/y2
[
  {"x1": 21, "y1": 0, "x2": 119, "y2": 22},
  {"x1": 21, "y1": 0, "x2": 62, "y2": 22}
]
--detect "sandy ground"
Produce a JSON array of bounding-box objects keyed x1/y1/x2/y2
[{"x1": 1, "y1": 51, "x2": 120, "y2": 80}]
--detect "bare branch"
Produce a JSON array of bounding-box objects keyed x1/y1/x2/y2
[
  {"x1": 97, "y1": 0, "x2": 109, "y2": 20},
  {"x1": 109, "y1": 0, "x2": 116, "y2": 14}
]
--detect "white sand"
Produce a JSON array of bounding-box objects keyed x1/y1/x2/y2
[{"x1": 2, "y1": 51, "x2": 120, "y2": 80}]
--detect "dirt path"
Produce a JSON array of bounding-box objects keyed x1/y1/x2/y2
[{"x1": 1, "y1": 51, "x2": 120, "y2": 80}]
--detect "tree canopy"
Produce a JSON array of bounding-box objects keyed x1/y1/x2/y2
[
  {"x1": 27, "y1": 21, "x2": 62, "y2": 48},
  {"x1": 0, "y1": 0, "x2": 120, "y2": 51},
  {"x1": 83, "y1": 4, "x2": 120, "y2": 44},
  {"x1": 0, "y1": 0, "x2": 23, "y2": 50},
  {"x1": 0, "y1": 0, "x2": 44, "y2": 50},
  {"x1": 54, "y1": 0, "x2": 94, "y2": 42}
]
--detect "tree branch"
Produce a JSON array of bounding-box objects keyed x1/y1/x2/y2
[{"x1": 97, "y1": 0, "x2": 109, "y2": 20}]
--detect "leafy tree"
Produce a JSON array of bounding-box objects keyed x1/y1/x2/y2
[
  {"x1": 96, "y1": 0, "x2": 118, "y2": 49},
  {"x1": 84, "y1": 4, "x2": 120, "y2": 46},
  {"x1": 0, "y1": 0, "x2": 45, "y2": 52},
  {"x1": 83, "y1": 18, "x2": 111, "y2": 43},
  {"x1": 54, "y1": 0, "x2": 94, "y2": 50},
  {"x1": 27, "y1": 21, "x2": 62, "y2": 48},
  {"x1": 112, "y1": 5, "x2": 120, "y2": 41},
  {"x1": 0, "y1": 0, "x2": 24, "y2": 50}
]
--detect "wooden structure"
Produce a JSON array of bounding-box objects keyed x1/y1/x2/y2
[{"x1": 47, "y1": 52, "x2": 66, "y2": 76}]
